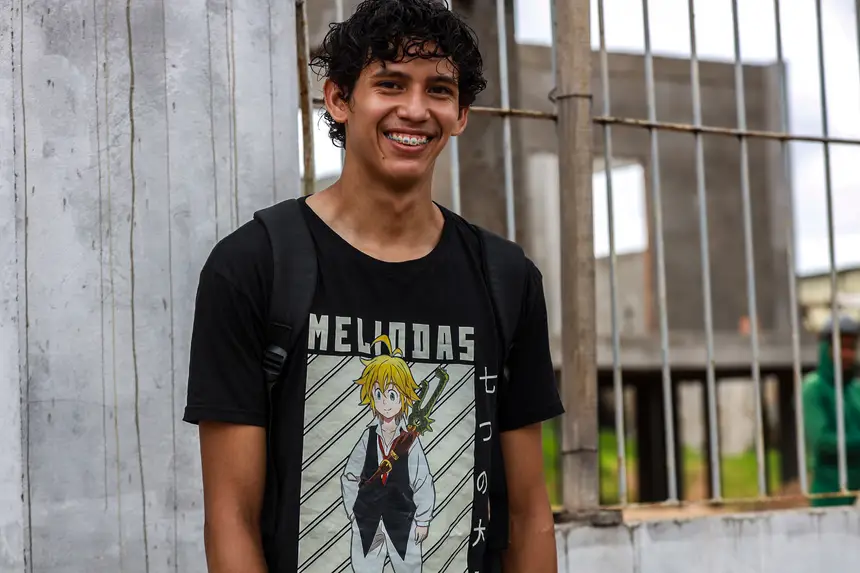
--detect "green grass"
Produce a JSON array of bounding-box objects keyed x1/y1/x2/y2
[
  {"x1": 685, "y1": 439, "x2": 783, "y2": 501},
  {"x1": 542, "y1": 423, "x2": 783, "y2": 507},
  {"x1": 541, "y1": 416, "x2": 563, "y2": 505},
  {"x1": 597, "y1": 430, "x2": 637, "y2": 505}
]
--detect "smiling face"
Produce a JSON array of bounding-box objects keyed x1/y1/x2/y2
[
  {"x1": 372, "y1": 383, "x2": 403, "y2": 421},
  {"x1": 355, "y1": 335, "x2": 421, "y2": 424},
  {"x1": 324, "y1": 51, "x2": 469, "y2": 189}
]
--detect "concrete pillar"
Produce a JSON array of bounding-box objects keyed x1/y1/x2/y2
[
  {"x1": 0, "y1": 14, "x2": 26, "y2": 558},
  {"x1": 2, "y1": 7, "x2": 29, "y2": 571},
  {"x1": 2, "y1": 1, "x2": 299, "y2": 571}
]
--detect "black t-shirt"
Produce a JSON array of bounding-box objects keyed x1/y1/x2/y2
[{"x1": 183, "y1": 198, "x2": 563, "y2": 573}]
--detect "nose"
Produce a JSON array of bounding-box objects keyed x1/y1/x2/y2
[{"x1": 396, "y1": 88, "x2": 431, "y2": 123}]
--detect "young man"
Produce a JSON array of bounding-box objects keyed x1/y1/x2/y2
[
  {"x1": 183, "y1": 1, "x2": 563, "y2": 572},
  {"x1": 802, "y1": 315, "x2": 860, "y2": 507}
]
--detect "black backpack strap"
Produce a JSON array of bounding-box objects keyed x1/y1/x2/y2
[
  {"x1": 476, "y1": 227, "x2": 528, "y2": 360},
  {"x1": 253, "y1": 198, "x2": 318, "y2": 389},
  {"x1": 254, "y1": 198, "x2": 318, "y2": 564},
  {"x1": 437, "y1": 203, "x2": 529, "y2": 358}
]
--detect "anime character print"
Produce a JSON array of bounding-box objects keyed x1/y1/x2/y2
[{"x1": 341, "y1": 335, "x2": 448, "y2": 573}]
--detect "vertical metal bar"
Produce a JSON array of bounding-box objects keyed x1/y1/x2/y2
[
  {"x1": 449, "y1": 136, "x2": 462, "y2": 214},
  {"x1": 556, "y1": 0, "x2": 599, "y2": 511},
  {"x1": 335, "y1": 0, "x2": 346, "y2": 169},
  {"x1": 549, "y1": 0, "x2": 558, "y2": 86},
  {"x1": 642, "y1": 0, "x2": 678, "y2": 503},
  {"x1": 857, "y1": 0, "x2": 860, "y2": 109},
  {"x1": 495, "y1": 0, "x2": 516, "y2": 242},
  {"x1": 857, "y1": 0, "x2": 860, "y2": 140},
  {"x1": 730, "y1": 0, "x2": 767, "y2": 497},
  {"x1": 687, "y1": 0, "x2": 722, "y2": 501},
  {"x1": 296, "y1": 0, "x2": 315, "y2": 196},
  {"x1": 597, "y1": 0, "x2": 628, "y2": 506},
  {"x1": 773, "y1": 0, "x2": 808, "y2": 495},
  {"x1": 813, "y1": 0, "x2": 848, "y2": 493},
  {"x1": 448, "y1": 0, "x2": 461, "y2": 216}
]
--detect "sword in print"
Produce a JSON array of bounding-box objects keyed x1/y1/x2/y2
[{"x1": 360, "y1": 366, "x2": 450, "y2": 488}]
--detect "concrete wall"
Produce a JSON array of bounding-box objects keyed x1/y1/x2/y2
[
  {"x1": 1, "y1": 1, "x2": 299, "y2": 571},
  {"x1": 0, "y1": 5, "x2": 25, "y2": 567},
  {"x1": 556, "y1": 507, "x2": 860, "y2": 573},
  {"x1": 595, "y1": 253, "x2": 649, "y2": 338}
]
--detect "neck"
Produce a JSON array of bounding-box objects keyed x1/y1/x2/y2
[{"x1": 307, "y1": 155, "x2": 444, "y2": 262}]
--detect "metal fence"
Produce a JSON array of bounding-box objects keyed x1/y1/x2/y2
[
  {"x1": 295, "y1": 0, "x2": 860, "y2": 517},
  {"x1": 590, "y1": 0, "x2": 859, "y2": 512}
]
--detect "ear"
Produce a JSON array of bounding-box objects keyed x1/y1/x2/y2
[
  {"x1": 451, "y1": 106, "x2": 470, "y2": 137},
  {"x1": 323, "y1": 78, "x2": 349, "y2": 124}
]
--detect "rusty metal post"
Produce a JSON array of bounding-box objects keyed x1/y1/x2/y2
[
  {"x1": 555, "y1": 0, "x2": 598, "y2": 512},
  {"x1": 296, "y1": 0, "x2": 315, "y2": 197}
]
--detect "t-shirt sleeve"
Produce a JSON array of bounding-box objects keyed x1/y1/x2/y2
[
  {"x1": 497, "y1": 259, "x2": 564, "y2": 432},
  {"x1": 182, "y1": 262, "x2": 269, "y2": 427}
]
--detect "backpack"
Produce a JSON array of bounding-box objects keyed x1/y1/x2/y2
[{"x1": 253, "y1": 197, "x2": 528, "y2": 562}]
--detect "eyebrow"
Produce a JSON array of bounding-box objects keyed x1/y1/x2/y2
[{"x1": 371, "y1": 69, "x2": 457, "y2": 87}]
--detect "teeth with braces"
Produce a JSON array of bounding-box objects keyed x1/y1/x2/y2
[{"x1": 386, "y1": 133, "x2": 430, "y2": 146}]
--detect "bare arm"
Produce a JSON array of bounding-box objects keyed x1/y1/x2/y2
[
  {"x1": 199, "y1": 421, "x2": 268, "y2": 573},
  {"x1": 500, "y1": 423, "x2": 557, "y2": 573}
]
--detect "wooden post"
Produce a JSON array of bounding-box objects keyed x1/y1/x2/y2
[
  {"x1": 555, "y1": 0, "x2": 599, "y2": 512},
  {"x1": 296, "y1": 0, "x2": 315, "y2": 197}
]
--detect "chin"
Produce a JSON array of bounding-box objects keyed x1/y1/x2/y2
[{"x1": 381, "y1": 165, "x2": 432, "y2": 188}]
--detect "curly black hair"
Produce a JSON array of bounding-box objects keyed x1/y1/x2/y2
[{"x1": 309, "y1": 0, "x2": 487, "y2": 148}]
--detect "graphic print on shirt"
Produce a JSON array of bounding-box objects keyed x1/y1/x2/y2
[{"x1": 298, "y1": 315, "x2": 477, "y2": 573}]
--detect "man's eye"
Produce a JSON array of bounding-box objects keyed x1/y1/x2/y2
[
  {"x1": 430, "y1": 86, "x2": 453, "y2": 95},
  {"x1": 388, "y1": 392, "x2": 397, "y2": 401},
  {"x1": 378, "y1": 81, "x2": 400, "y2": 89}
]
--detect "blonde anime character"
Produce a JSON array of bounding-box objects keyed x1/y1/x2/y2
[{"x1": 340, "y1": 335, "x2": 436, "y2": 573}]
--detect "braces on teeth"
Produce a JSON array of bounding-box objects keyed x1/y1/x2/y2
[{"x1": 387, "y1": 133, "x2": 429, "y2": 146}]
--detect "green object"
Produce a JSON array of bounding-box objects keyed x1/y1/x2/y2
[
  {"x1": 407, "y1": 366, "x2": 449, "y2": 435},
  {"x1": 802, "y1": 338, "x2": 860, "y2": 506}
]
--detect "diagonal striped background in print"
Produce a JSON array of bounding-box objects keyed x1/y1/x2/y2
[{"x1": 298, "y1": 355, "x2": 476, "y2": 573}]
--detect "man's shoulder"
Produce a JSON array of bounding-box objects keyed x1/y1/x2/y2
[
  {"x1": 202, "y1": 218, "x2": 273, "y2": 296},
  {"x1": 443, "y1": 208, "x2": 515, "y2": 249},
  {"x1": 802, "y1": 371, "x2": 826, "y2": 397},
  {"x1": 442, "y1": 207, "x2": 539, "y2": 278},
  {"x1": 803, "y1": 370, "x2": 821, "y2": 384}
]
